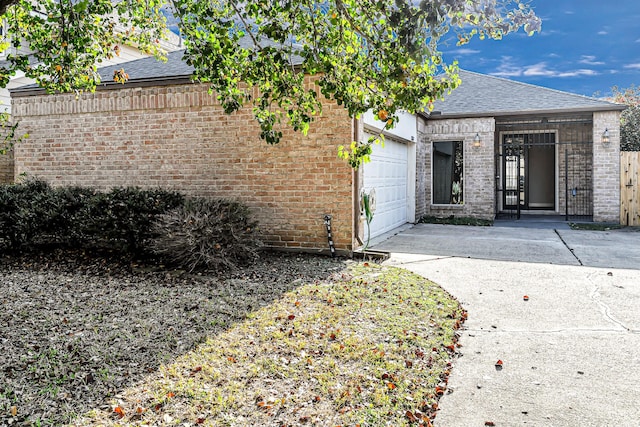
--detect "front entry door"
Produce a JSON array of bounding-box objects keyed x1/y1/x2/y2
[{"x1": 502, "y1": 133, "x2": 556, "y2": 212}]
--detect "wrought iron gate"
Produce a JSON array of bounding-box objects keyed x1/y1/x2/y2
[{"x1": 496, "y1": 115, "x2": 594, "y2": 221}]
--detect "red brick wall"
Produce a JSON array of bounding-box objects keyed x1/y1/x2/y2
[{"x1": 12, "y1": 80, "x2": 355, "y2": 252}]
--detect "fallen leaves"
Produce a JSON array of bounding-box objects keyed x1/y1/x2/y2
[
  {"x1": 113, "y1": 406, "x2": 125, "y2": 418},
  {"x1": 2, "y1": 251, "x2": 347, "y2": 426},
  {"x1": 256, "y1": 400, "x2": 271, "y2": 410},
  {"x1": 406, "y1": 409, "x2": 434, "y2": 425},
  {"x1": 60, "y1": 263, "x2": 465, "y2": 426}
]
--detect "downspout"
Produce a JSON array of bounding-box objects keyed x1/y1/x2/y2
[{"x1": 353, "y1": 116, "x2": 364, "y2": 249}]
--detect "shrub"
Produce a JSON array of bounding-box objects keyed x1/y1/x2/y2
[
  {"x1": 82, "y1": 187, "x2": 185, "y2": 253},
  {"x1": 0, "y1": 182, "x2": 185, "y2": 253},
  {"x1": 45, "y1": 186, "x2": 99, "y2": 245},
  {"x1": 419, "y1": 215, "x2": 493, "y2": 226},
  {"x1": 0, "y1": 179, "x2": 56, "y2": 249},
  {"x1": 150, "y1": 198, "x2": 261, "y2": 272}
]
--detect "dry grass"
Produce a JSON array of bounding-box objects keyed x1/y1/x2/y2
[
  {"x1": 0, "y1": 250, "x2": 346, "y2": 426},
  {"x1": 72, "y1": 262, "x2": 466, "y2": 427}
]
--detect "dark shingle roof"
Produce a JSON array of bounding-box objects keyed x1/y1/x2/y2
[
  {"x1": 11, "y1": 35, "x2": 305, "y2": 95},
  {"x1": 427, "y1": 70, "x2": 624, "y2": 118},
  {"x1": 10, "y1": 55, "x2": 627, "y2": 117},
  {"x1": 96, "y1": 49, "x2": 193, "y2": 84}
]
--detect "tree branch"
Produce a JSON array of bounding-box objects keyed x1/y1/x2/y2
[{"x1": 228, "y1": 0, "x2": 260, "y2": 49}]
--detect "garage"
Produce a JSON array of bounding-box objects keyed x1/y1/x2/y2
[{"x1": 361, "y1": 131, "x2": 413, "y2": 239}]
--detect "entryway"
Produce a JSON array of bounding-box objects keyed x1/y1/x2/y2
[
  {"x1": 501, "y1": 132, "x2": 556, "y2": 212},
  {"x1": 496, "y1": 115, "x2": 594, "y2": 221}
]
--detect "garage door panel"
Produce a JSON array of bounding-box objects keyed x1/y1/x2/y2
[{"x1": 362, "y1": 133, "x2": 409, "y2": 239}]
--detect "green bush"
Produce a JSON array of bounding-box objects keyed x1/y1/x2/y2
[
  {"x1": 0, "y1": 182, "x2": 184, "y2": 253},
  {"x1": 0, "y1": 181, "x2": 262, "y2": 269},
  {"x1": 0, "y1": 179, "x2": 56, "y2": 249},
  {"x1": 46, "y1": 186, "x2": 99, "y2": 245},
  {"x1": 150, "y1": 198, "x2": 261, "y2": 272},
  {"x1": 82, "y1": 187, "x2": 185, "y2": 252}
]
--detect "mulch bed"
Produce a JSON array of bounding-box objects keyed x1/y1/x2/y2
[{"x1": 0, "y1": 249, "x2": 348, "y2": 426}]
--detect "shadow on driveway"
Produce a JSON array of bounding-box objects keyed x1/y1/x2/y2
[{"x1": 372, "y1": 223, "x2": 640, "y2": 270}]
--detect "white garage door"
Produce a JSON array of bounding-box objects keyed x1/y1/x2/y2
[{"x1": 362, "y1": 133, "x2": 409, "y2": 239}]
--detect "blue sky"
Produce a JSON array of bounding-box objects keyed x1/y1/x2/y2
[{"x1": 441, "y1": 1, "x2": 640, "y2": 97}]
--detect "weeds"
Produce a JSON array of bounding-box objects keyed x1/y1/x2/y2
[{"x1": 420, "y1": 215, "x2": 493, "y2": 226}]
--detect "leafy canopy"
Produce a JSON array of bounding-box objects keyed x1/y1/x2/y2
[
  {"x1": 612, "y1": 85, "x2": 640, "y2": 151},
  {"x1": 1, "y1": 0, "x2": 167, "y2": 92},
  {"x1": 0, "y1": 0, "x2": 540, "y2": 167}
]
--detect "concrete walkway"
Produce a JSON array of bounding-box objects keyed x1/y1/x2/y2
[{"x1": 372, "y1": 224, "x2": 640, "y2": 426}]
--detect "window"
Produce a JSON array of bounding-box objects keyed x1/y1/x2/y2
[{"x1": 432, "y1": 141, "x2": 463, "y2": 204}]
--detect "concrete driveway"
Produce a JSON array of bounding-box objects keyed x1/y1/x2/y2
[{"x1": 372, "y1": 224, "x2": 640, "y2": 426}]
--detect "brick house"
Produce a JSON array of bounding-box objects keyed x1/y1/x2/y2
[
  {"x1": 417, "y1": 70, "x2": 625, "y2": 224},
  {"x1": 8, "y1": 56, "x2": 624, "y2": 254}
]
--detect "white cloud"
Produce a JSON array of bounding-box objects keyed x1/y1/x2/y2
[
  {"x1": 490, "y1": 56, "x2": 524, "y2": 77},
  {"x1": 598, "y1": 31, "x2": 608, "y2": 35},
  {"x1": 539, "y1": 29, "x2": 564, "y2": 37},
  {"x1": 490, "y1": 58, "x2": 600, "y2": 79},
  {"x1": 451, "y1": 48, "x2": 481, "y2": 55},
  {"x1": 523, "y1": 63, "x2": 557, "y2": 77},
  {"x1": 624, "y1": 63, "x2": 640, "y2": 69},
  {"x1": 564, "y1": 10, "x2": 575, "y2": 15},
  {"x1": 557, "y1": 69, "x2": 599, "y2": 78},
  {"x1": 579, "y1": 55, "x2": 605, "y2": 65},
  {"x1": 492, "y1": 69, "x2": 523, "y2": 77}
]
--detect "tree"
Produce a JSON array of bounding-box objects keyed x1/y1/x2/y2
[
  {"x1": 0, "y1": 0, "x2": 540, "y2": 167},
  {"x1": 612, "y1": 85, "x2": 640, "y2": 151}
]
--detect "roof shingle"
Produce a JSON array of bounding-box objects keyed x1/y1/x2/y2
[
  {"x1": 10, "y1": 54, "x2": 628, "y2": 118},
  {"x1": 428, "y1": 70, "x2": 624, "y2": 117}
]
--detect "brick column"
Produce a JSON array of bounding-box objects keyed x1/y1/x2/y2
[{"x1": 593, "y1": 111, "x2": 621, "y2": 223}]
